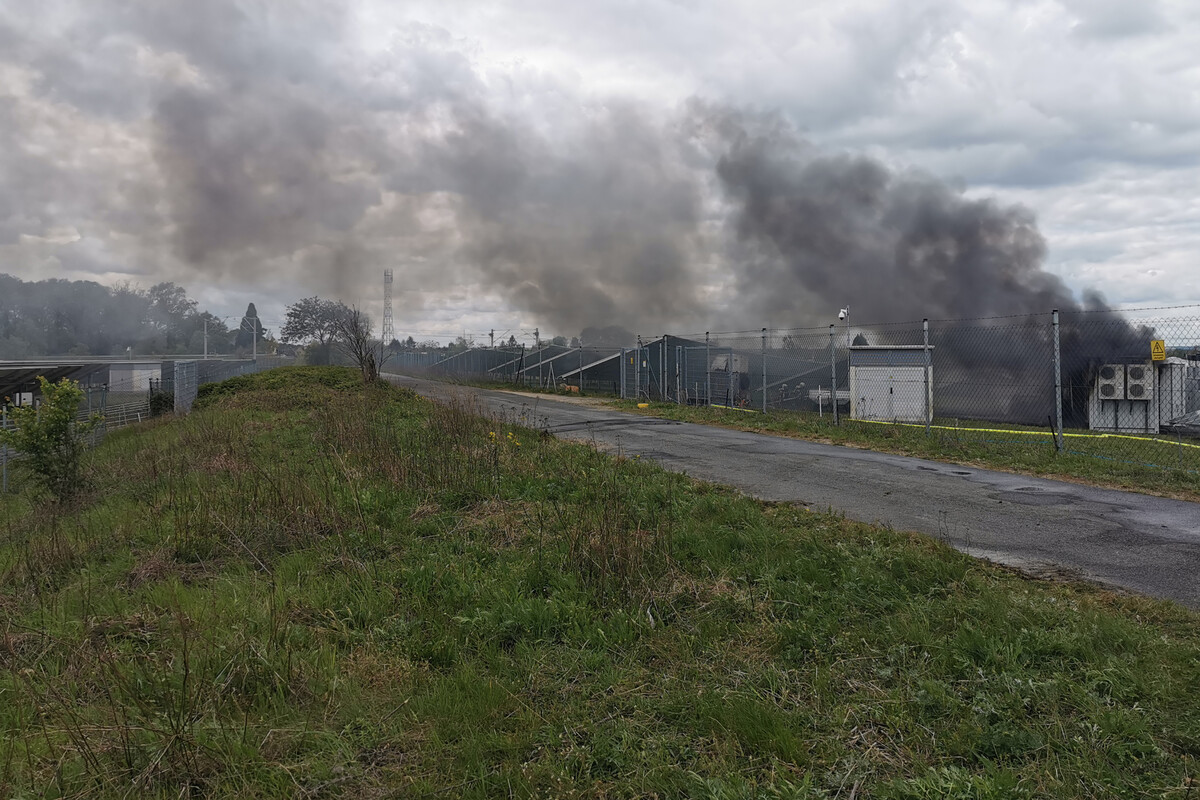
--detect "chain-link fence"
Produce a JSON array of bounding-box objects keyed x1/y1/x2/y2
[
  {"x1": 168, "y1": 356, "x2": 293, "y2": 413},
  {"x1": 679, "y1": 310, "x2": 1200, "y2": 477},
  {"x1": 388, "y1": 344, "x2": 637, "y2": 394},
  {"x1": 2, "y1": 384, "x2": 152, "y2": 492},
  {"x1": 3, "y1": 357, "x2": 295, "y2": 491},
  {"x1": 393, "y1": 306, "x2": 1200, "y2": 477}
]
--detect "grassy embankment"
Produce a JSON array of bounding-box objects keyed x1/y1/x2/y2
[
  {"x1": 611, "y1": 399, "x2": 1200, "y2": 502},
  {"x1": 2, "y1": 367, "x2": 1198, "y2": 798}
]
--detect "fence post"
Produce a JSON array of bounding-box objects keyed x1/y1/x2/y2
[
  {"x1": 923, "y1": 318, "x2": 931, "y2": 436},
  {"x1": 761, "y1": 327, "x2": 768, "y2": 413},
  {"x1": 635, "y1": 336, "x2": 642, "y2": 400},
  {"x1": 619, "y1": 347, "x2": 628, "y2": 400},
  {"x1": 830, "y1": 324, "x2": 839, "y2": 425},
  {"x1": 705, "y1": 332, "x2": 711, "y2": 407},
  {"x1": 1052, "y1": 309, "x2": 1063, "y2": 453},
  {"x1": 99, "y1": 384, "x2": 108, "y2": 436},
  {"x1": 729, "y1": 347, "x2": 735, "y2": 406},
  {"x1": 2, "y1": 407, "x2": 7, "y2": 493},
  {"x1": 660, "y1": 336, "x2": 666, "y2": 401},
  {"x1": 676, "y1": 346, "x2": 683, "y2": 404}
]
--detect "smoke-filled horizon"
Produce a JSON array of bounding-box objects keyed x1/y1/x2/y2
[{"x1": 0, "y1": 1, "x2": 1158, "y2": 338}]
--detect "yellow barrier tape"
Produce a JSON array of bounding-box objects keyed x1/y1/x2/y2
[
  {"x1": 711, "y1": 404, "x2": 759, "y2": 413},
  {"x1": 850, "y1": 418, "x2": 1200, "y2": 450}
]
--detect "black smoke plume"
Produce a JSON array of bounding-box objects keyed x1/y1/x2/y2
[
  {"x1": 2, "y1": 2, "x2": 1153, "y2": 405},
  {"x1": 703, "y1": 110, "x2": 1153, "y2": 423}
]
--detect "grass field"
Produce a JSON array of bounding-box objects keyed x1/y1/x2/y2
[
  {"x1": 610, "y1": 399, "x2": 1200, "y2": 503},
  {"x1": 2, "y1": 367, "x2": 1199, "y2": 797}
]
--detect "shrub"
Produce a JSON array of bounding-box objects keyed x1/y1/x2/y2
[
  {"x1": 0, "y1": 376, "x2": 102, "y2": 499},
  {"x1": 149, "y1": 390, "x2": 175, "y2": 416}
]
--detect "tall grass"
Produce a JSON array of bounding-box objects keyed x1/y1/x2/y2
[{"x1": 1, "y1": 367, "x2": 1197, "y2": 798}]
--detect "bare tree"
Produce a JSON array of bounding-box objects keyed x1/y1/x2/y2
[{"x1": 332, "y1": 306, "x2": 384, "y2": 383}]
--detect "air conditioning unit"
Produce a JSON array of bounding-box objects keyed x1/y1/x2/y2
[
  {"x1": 1125, "y1": 362, "x2": 1154, "y2": 402},
  {"x1": 1096, "y1": 364, "x2": 1124, "y2": 400}
]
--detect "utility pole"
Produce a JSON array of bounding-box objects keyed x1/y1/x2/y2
[
  {"x1": 535, "y1": 328, "x2": 541, "y2": 388},
  {"x1": 203, "y1": 317, "x2": 208, "y2": 359}
]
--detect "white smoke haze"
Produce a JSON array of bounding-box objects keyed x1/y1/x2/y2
[{"x1": 2, "y1": 0, "x2": 1197, "y2": 339}]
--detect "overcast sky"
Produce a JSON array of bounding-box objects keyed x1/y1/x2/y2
[{"x1": 2, "y1": 0, "x2": 1198, "y2": 341}]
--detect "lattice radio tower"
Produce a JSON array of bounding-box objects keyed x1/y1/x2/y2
[{"x1": 382, "y1": 269, "x2": 394, "y2": 346}]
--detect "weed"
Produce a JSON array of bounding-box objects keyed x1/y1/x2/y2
[
  {"x1": 0, "y1": 377, "x2": 103, "y2": 500},
  {"x1": 0, "y1": 367, "x2": 1197, "y2": 797}
]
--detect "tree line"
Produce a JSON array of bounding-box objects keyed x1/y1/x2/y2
[
  {"x1": 0, "y1": 274, "x2": 269, "y2": 359},
  {"x1": 0, "y1": 273, "x2": 622, "y2": 367}
]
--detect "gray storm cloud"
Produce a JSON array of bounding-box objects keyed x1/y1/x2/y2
[{"x1": 1, "y1": 0, "x2": 1125, "y2": 338}]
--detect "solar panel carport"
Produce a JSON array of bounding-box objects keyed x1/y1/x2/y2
[{"x1": 0, "y1": 363, "x2": 110, "y2": 403}]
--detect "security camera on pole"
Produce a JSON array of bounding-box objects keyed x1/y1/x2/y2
[{"x1": 838, "y1": 306, "x2": 850, "y2": 349}]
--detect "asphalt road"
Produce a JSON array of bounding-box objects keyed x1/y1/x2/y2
[{"x1": 386, "y1": 374, "x2": 1200, "y2": 609}]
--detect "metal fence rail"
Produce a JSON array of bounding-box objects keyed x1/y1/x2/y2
[
  {"x1": 389, "y1": 306, "x2": 1200, "y2": 477},
  {"x1": 2, "y1": 387, "x2": 152, "y2": 492},
  {"x1": 3, "y1": 357, "x2": 293, "y2": 491},
  {"x1": 171, "y1": 356, "x2": 292, "y2": 413}
]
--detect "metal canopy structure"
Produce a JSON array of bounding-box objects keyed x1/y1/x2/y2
[
  {"x1": 558, "y1": 351, "x2": 622, "y2": 379},
  {"x1": 0, "y1": 364, "x2": 110, "y2": 401}
]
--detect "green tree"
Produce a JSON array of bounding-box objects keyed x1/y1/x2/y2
[
  {"x1": 0, "y1": 377, "x2": 102, "y2": 499},
  {"x1": 234, "y1": 303, "x2": 268, "y2": 354},
  {"x1": 147, "y1": 282, "x2": 199, "y2": 352},
  {"x1": 280, "y1": 296, "x2": 350, "y2": 365}
]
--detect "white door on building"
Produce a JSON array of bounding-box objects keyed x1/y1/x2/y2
[{"x1": 853, "y1": 366, "x2": 926, "y2": 422}]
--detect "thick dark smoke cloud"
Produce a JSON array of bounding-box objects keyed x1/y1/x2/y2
[
  {"x1": 705, "y1": 107, "x2": 1078, "y2": 322},
  {"x1": 2, "y1": 1, "x2": 1140, "y2": 348},
  {"x1": 692, "y1": 108, "x2": 1153, "y2": 424}
]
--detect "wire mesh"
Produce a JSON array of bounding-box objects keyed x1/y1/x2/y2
[
  {"x1": 386, "y1": 305, "x2": 1200, "y2": 477},
  {"x1": 2, "y1": 357, "x2": 298, "y2": 492},
  {"x1": 1, "y1": 384, "x2": 150, "y2": 492}
]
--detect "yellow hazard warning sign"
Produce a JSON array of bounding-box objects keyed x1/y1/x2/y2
[{"x1": 1151, "y1": 340, "x2": 1166, "y2": 361}]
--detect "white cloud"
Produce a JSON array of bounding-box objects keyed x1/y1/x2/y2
[{"x1": 2, "y1": 0, "x2": 1199, "y2": 334}]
